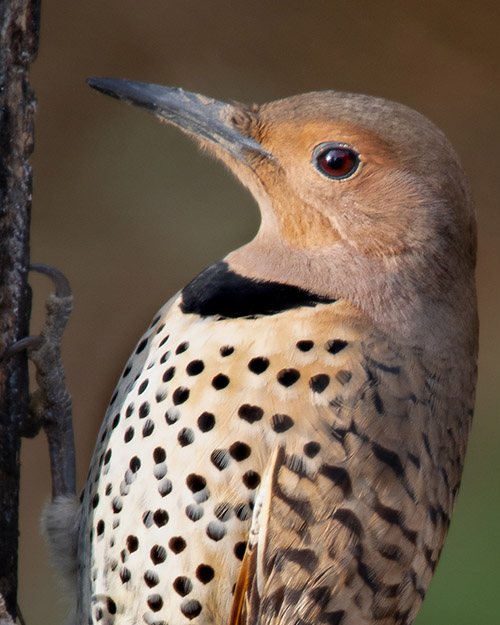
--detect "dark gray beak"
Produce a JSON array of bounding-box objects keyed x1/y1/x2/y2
[{"x1": 87, "y1": 78, "x2": 270, "y2": 162}]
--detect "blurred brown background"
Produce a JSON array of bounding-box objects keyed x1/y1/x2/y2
[{"x1": 19, "y1": 1, "x2": 499, "y2": 623}]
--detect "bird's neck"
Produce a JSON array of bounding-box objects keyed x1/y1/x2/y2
[{"x1": 226, "y1": 231, "x2": 477, "y2": 359}]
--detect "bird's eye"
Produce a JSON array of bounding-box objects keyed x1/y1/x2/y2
[{"x1": 313, "y1": 143, "x2": 359, "y2": 180}]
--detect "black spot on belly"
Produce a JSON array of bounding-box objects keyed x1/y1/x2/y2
[
  {"x1": 325, "y1": 339, "x2": 348, "y2": 354},
  {"x1": 153, "y1": 509, "x2": 169, "y2": 527},
  {"x1": 197, "y1": 412, "x2": 215, "y2": 432},
  {"x1": 235, "y1": 503, "x2": 252, "y2": 520},
  {"x1": 211, "y1": 449, "x2": 231, "y2": 470},
  {"x1": 178, "y1": 427, "x2": 194, "y2": 446},
  {"x1": 142, "y1": 511, "x2": 153, "y2": 528},
  {"x1": 169, "y1": 536, "x2": 187, "y2": 553},
  {"x1": 304, "y1": 441, "x2": 321, "y2": 458},
  {"x1": 136, "y1": 338, "x2": 148, "y2": 354},
  {"x1": 229, "y1": 441, "x2": 251, "y2": 461},
  {"x1": 296, "y1": 339, "x2": 314, "y2": 352},
  {"x1": 144, "y1": 570, "x2": 159, "y2": 587},
  {"x1": 242, "y1": 470, "x2": 261, "y2": 489},
  {"x1": 160, "y1": 351, "x2": 170, "y2": 364},
  {"x1": 271, "y1": 414, "x2": 294, "y2": 433},
  {"x1": 162, "y1": 367, "x2": 175, "y2": 383},
  {"x1": 214, "y1": 502, "x2": 233, "y2": 521},
  {"x1": 206, "y1": 521, "x2": 227, "y2": 541},
  {"x1": 248, "y1": 357, "x2": 270, "y2": 374},
  {"x1": 106, "y1": 597, "x2": 117, "y2": 614},
  {"x1": 173, "y1": 576, "x2": 193, "y2": 596},
  {"x1": 129, "y1": 456, "x2": 141, "y2": 473},
  {"x1": 196, "y1": 564, "x2": 214, "y2": 583},
  {"x1": 181, "y1": 599, "x2": 202, "y2": 619},
  {"x1": 277, "y1": 369, "x2": 300, "y2": 387},
  {"x1": 126, "y1": 535, "x2": 139, "y2": 552},
  {"x1": 158, "y1": 478, "x2": 172, "y2": 497},
  {"x1": 153, "y1": 447, "x2": 166, "y2": 463},
  {"x1": 186, "y1": 359, "x2": 205, "y2": 376},
  {"x1": 238, "y1": 404, "x2": 263, "y2": 423},
  {"x1": 150, "y1": 545, "x2": 167, "y2": 564},
  {"x1": 120, "y1": 567, "x2": 131, "y2": 583},
  {"x1": 173, "y1": 387, "x2": 190, "y2": 405},
  {"x1": 186, "y1": 474, "x2": 207, "y2": 492},
  {"x1": 147, "y1": 594, "x2": 163, "y2": 612},
  {"x1": 212, "y1": 374, "x2": 230, "y2": 390},
  {"x1": 165, "y1": 408, "x2": 179, "y2": 425},
  {"x1": 234, "y1": 541, "x2": 247, "y2": 560},
  {"x1": 180, "y1": 261, "x2": 335, "y2": 317},
  {"x1": 310, "y1": 374, "x2": 330, "y2": 393},
  {"x1": 185, "y1": 504, "x2": 204, "y2": 522},
  {"x1": 124, "y1": 427, "x2": 134, "y2": 443}
]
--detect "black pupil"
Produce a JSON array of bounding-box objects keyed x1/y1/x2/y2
[{"x1": 318, "y1": 148, "x2": 357, "y2": 178}]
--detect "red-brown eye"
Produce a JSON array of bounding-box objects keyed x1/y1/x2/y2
[{"x1": 313, "y1": 143, "x2": 359, "y2": 179}]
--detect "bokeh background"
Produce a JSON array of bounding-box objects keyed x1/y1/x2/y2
[{"x1": 20, "y1": 1, "x2": 499, "y2": 623}]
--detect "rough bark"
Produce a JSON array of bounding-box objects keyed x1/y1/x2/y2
[{"x1": 0, "y1": 0, "x2": 41, "y2": 619}]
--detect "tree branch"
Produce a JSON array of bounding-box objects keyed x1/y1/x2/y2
[{"x1": 0, "y1": 0, "x2": 41, "y2": 620}]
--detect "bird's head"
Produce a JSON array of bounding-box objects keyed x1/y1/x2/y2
[{"x1": 88, "y1": 79, "x2": 477, "y2": 349}]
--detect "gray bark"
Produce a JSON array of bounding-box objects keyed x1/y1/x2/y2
[{"x1": 0, "y1": 0, "x2": 41, "y2": 619}]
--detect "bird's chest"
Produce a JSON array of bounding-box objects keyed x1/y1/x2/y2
[{"x1": 82, "y1": 297, "x2": 371, "y2": 624}]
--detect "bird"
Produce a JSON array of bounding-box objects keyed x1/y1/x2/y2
[{"x1": 42, "y1": 79, "x2": 478, "y2": 625}]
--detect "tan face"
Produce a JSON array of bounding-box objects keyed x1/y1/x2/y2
[{"x1": 250, "y1": 116, "x2": 446, "y2": 258}]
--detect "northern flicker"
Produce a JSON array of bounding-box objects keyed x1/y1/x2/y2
[{"x1": 43, "y1": 80, "x2": 478, "y2": 625}]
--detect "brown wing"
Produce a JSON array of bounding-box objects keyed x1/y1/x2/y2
[{"x1": 229, "y1": 335, "x2": 472, "y2": 625}]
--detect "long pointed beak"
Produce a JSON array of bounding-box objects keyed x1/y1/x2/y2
[{"x1": 87, "y1": 78, "x2": 271, "y2": 162}]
